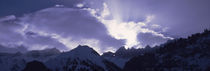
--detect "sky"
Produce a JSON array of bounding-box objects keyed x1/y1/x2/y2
[{"x1": 0, "y1": 0, "x2": 210, "y2": 53}]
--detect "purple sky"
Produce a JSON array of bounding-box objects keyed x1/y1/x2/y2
[{"x1": 0, "y1": 0, "x2": 209, "y2": 53}]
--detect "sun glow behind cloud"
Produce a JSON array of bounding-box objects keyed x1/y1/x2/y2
[{"x1": 87, "y1": 3, "x2": 173, "y2": 48}]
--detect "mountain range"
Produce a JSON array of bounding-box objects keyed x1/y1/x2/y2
[{"x1": 0, "y1": 29, "x2": 210, "y2": 71}]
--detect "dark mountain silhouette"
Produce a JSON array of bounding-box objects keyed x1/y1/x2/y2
[
  {"x1": 123, "y1": 29, "x2": 210, "y2": 71},
  {"x1": 22, "y1": 61, "x2": 51, "y2": 71},
  {"x1": 103, "y1": 45, "x2": 156, "y2": 58},
  {"x1": 102, "y1": 45, "x2": 156, "y2": 68},
  {"x1": 1, "y1": 29, "x2": 210, "y2": 71}
]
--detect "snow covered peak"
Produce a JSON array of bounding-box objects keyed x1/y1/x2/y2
[
  {"x1": 45, "y1": 45, "x2": 122, "y2": 71},
  {"x1": 57, "y1": 45, "x2": 101, "y2": 62}
]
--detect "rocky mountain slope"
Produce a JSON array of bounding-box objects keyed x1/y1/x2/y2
[{"x1": 123, "y1": 29, "x2": 210, "y2": 71}]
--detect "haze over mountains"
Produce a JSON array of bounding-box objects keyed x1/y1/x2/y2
[{"x1": 0, "y1": 29, "x2": 210, "y2": 71}]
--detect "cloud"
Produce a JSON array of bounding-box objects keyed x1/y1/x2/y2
[
  {"x1": 91, "y1": 3, "x2": 172, "y2": 48},
  {"x1": 23, "y1": 31, "x2": 68, "y2": 50},
  {"x1": 0, "y1": 1, "x2": 122, "y2": 53},
  {"x1": 0, "y1": 15, "x2": 68, "y2": 51},
  {"x1": 0, "y1": 15, "x2": 23, "y2": 44},
  {"x1": 84, "y1": 0, "x2": 210, "y2": 48},
  {"x1": 1, "y1": 0, "x2": 209, "y2": 52},
  {"x1": 19, "y1": 7, "x2": 124, "y2": 53},
  {"x1": 104, "y1": 0, "x2": 210, "y2": 38},
  {"x1": 137, "y1": 32, "x2": 170, "y2": 47}
]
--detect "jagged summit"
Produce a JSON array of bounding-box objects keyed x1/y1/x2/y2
[{"x1": 123, "y1": 29, "x2": 210, "y2": 71}]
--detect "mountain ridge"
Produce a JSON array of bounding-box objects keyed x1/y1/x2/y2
[{"x1": 0, "y1": 29, "x2": 210, "y2": 71}]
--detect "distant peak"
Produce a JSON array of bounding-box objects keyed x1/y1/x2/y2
[
  {"x1": 70, "y1": 45, "x2": 100, "y2": 56},
  {"x1": 118, "y1": 46, "x2": 126, "y2": 50},
  {"x1": 120, "y1": 46, "x2": 126, "y2": 49},
  {"x1": 115, "y1": 46, "x2": 127, "y2": 53},
  {"x1": 76, "y1": 45, "x2": 92, "y2": 50},
  {"x1": 145, "y1": 45, "x2": 151, "y2": 49}
]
